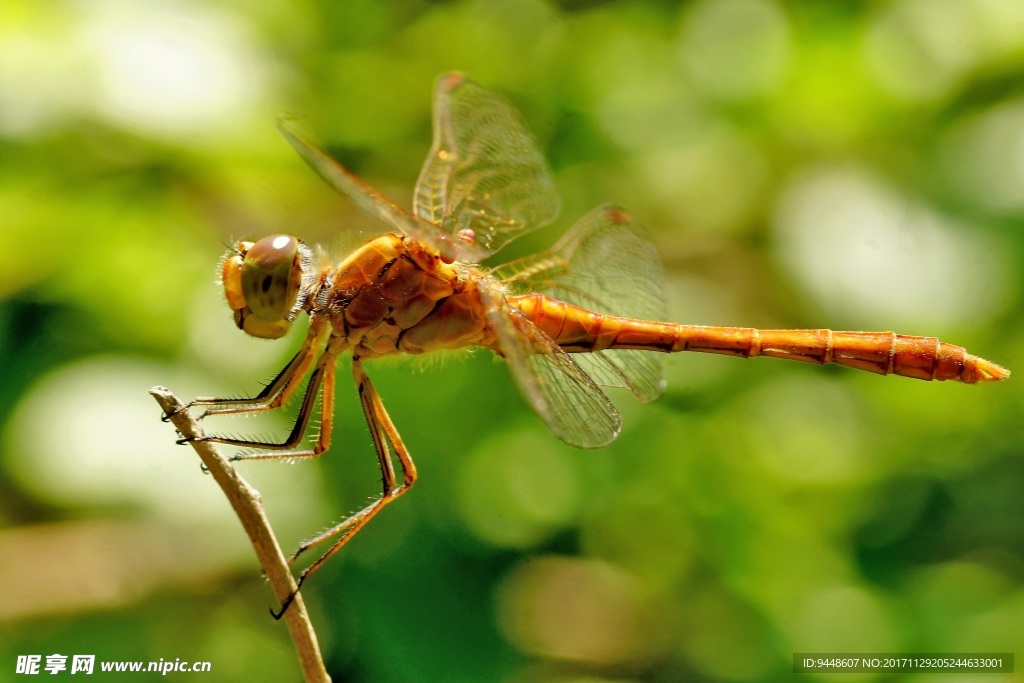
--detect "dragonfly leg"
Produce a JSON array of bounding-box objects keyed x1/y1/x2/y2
[
  {"x1": 186, "y1": 317, "x2": 330, "y2": 419},
  {"x1": 202, "y1": 349, "x2": 337, "y2": 459},
  {"x1": 273, "y1": 359, "x2": 417, "y2": 617}
]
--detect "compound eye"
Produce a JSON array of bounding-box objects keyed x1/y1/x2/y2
[
  {"x1": 220, "y1": 244, "x2": 249, "y2": 312},
  {"x1": 241, "y1": 235, "x2": 301, "y2": 322}
]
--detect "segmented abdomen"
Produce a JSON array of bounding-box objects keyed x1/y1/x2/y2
[{"x1": 510, "y1": 293, "x2": 1008, "y2": 384}]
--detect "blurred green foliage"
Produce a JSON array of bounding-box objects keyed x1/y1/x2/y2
[{"x1": 1, "y1": 0, "x2": 1022, "y2": 681}]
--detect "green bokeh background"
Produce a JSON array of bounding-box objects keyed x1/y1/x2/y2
[{"x1": 1, "y1": 0, "x2": 1021, "y2": 681}]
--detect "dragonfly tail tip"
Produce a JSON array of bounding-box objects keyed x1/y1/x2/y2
[{"x1": 970, "y1": 356, "x2": 1010, "y2": 383}]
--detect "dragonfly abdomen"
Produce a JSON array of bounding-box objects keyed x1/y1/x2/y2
[
  {"x1": 752, "y1": 329, "x2": 1007, "y2": 383},
  {"x1": 511, "y1": 294, "x2": 1008, "y2": 384}
]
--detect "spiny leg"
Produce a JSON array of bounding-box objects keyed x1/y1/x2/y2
[
  {"x1": 201, "y1": 350, "x2": 337, "y2": 459},
  {"x1": 273, "y1": 359, "x2": 417, "y2": 618},
  {"x1": 184, "y1": 317, "x2": 330, "y2": 420},
  {"x1": 193, "y1": 344, "x2": 313, "y2": 418},
  {"x1": 293, "y1": 360, "x2": 417, "y2": 557}
]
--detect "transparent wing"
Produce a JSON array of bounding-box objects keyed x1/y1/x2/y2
[
  {"x1": 480, "y1": 281, "x2": 621, "y2": 449},
  {"x1": 278, "y1": 118, "x2": 468, "y2": 263},
  {"x1": 492, "y1": 205, "x2": 668, "y2": 403},
  {"x1": 414, "y1": 72, "x2": 561, "y2": 261}
]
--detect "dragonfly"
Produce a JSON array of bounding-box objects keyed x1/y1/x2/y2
[{"x1": 182, "y1": 72, "x2": 1008, "y2": 614}]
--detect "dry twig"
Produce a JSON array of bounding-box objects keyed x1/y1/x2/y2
[{"x1": 150, "y1": 386, "x2": 331, "y2": 683}]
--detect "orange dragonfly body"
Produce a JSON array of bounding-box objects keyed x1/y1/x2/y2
[{"x1": 185, "y1": 73, "x2": 1007, "y2": 608}]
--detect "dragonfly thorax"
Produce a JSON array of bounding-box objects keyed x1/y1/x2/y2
[{"x1": 322, "y1": 233, "x2": 492, "y2": 358}]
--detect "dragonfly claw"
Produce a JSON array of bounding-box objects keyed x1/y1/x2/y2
[
  {"x1": 160, "y1": 405, "x2": 187, "y2": 423},
  {"x1": 270, "y1": 593, "x2": 294, "y2": 620},
  {"x1": 270, "y1": 578, "x2": 304, "y2": 620},
  {"x1": 177, "y1": 435, "x2": 212, "y2": 446}
]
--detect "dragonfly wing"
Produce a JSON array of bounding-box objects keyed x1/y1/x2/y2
[
  {"x1": 480, "y1": 281, "x2": 621, "y2": 449},
  {"x1": 414, "y1": 73, "x2": 561, "y2": 261},
  {"x1": 278, "y1": 118, "x2": 468, "y2": 260},
  {"x1": 492, "y1": 205, "x2": 668, "y2": 403},
  {"x1": 574, "y1": 350, "x2": 665, "y2": 403}
]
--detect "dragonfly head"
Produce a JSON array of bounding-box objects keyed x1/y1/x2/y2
[{"x1": 220, "y1": 235, "x2": 314, "y2": 339}]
